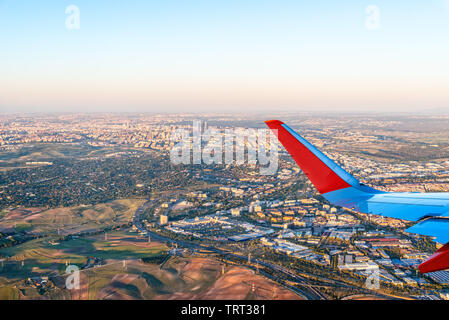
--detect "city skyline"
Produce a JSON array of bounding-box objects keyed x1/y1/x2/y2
[{"x1": 1, "y1": 1, "x2": 449, "y2": 113}]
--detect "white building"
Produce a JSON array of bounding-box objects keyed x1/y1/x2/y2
[
  {"x1": 338, "y1": 262, "x2": 378, "y2": 272},
  {"x1": 160, "y1": 215, "x2": 168, "y2": 225},
  {"x1": 231, "y1": 208, "x2": 241, "y2": 217}
]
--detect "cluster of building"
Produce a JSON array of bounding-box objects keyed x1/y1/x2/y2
[
  {"x1": 259, "y1": 237, "x2": 326, "y2": 263},
  {"x1": 0, "y1": 114, "x2": 180, "y2": 150},
  {"x1": 166, "y1": 213, "x2": 274, "y2": 241},
  {"x1": 247, "y1": 198, "x2": 360, "y2": 230}
]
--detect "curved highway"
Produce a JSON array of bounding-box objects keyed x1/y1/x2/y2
[{"x1": 133, "y1": 200, "x2": 326, "y2": 300}]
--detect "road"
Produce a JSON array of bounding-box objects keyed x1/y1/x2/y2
[
  {"x1": 132, "y1": 200, "x2": 326, "y2": 300},
  {"x1": 133, "y1": 200, "x2": 402, "y2": 300}
]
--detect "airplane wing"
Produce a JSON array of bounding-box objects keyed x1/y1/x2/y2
[{"x1": 265, "y1": 119, "x2": 449, "y2": 273}]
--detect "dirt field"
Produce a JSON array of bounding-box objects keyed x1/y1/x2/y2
[
  {"x1": 1, "y1": 207, "x2": 301, "y2": 301},
  {"x1": 69, "y1": 257, "x2": 302, "y2": 300},
  {"x1": 0, "y1": 199, "x2": 145, "y2": 235},
  {"x1": 153, "y1": 257, "x2": 302, "y2": 300}
]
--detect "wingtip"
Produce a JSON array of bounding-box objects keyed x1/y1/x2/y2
[
  {"x1": 265, "y1": 120, "x2": 284, "y2": 126},
  {"x1": 418, "y1": 243, "x2": 449, "y2": 274}
]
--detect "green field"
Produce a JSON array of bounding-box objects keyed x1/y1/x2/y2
[
  {"x1": 0, "y1": 230, "x2": 168, "y2": 281},
  {"x1": 0, "y1": 228, "x2": 169, "y2": 300}
]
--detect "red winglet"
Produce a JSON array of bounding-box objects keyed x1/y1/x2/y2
[
  {"x1": 265, "y1": 120, "x2": 351, "y2": 194},
  {"x1": 265, "y1": 119, "x2": 284, "y2": 126},
  {"x1": 419, "y1": 243, "x2": 449, "y2": 273}
]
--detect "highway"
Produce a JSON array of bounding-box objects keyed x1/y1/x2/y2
[
  {"x1": 132, "y1": 200, "x2": 326, "y2": 300},
  {"x1": 132, "y1": 200, "x2": 400, "y2": 300}
]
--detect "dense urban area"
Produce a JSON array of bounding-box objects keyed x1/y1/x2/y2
[{"x1": 2, "y1": 113, "x2": 449, "y2": 300}]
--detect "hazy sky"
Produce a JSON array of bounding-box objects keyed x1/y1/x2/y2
[{"x1": 1, "y1": 0, "x2": 449, "y2": 113}]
